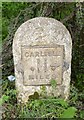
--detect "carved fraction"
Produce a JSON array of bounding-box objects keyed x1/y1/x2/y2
[
  {"x1": 50, "y1": 65, "x2": 56, "y2": 71},
  {"x1": 50, "y1": 65, "x2": 56, "y2": 80},
  {"x1": 50, "y1": 63, "x2": 60, "y2": 80},
  {"x1": 30, "y1": 67, "x2": 35, "y2": 72},
  {"x1": 50, "y1": 64, "x2": 60, "y2": 71}
]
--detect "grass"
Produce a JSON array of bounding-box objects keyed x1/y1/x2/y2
[{"x1": 1, "y1": 79, "x2": 84, "y2": 119}]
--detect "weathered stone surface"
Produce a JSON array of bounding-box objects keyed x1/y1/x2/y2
[
  {"x1": 13, "y1": 17, "x2": 72, "y2": 103},
  {"x1": 22, "y1": 45, "x2": 63, "y2": 86}
]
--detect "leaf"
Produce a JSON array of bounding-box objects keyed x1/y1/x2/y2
[
  {"x1": 60, "y1": 107, "x2": 77, "y2": 118},
  {"x1": 57, "y1": 99, "x2": 68, "y2": 107},
  {"x1": 80, "y1": 110, "x2": 84, "y2": 118},
  {"x1": 2, "y1": 95, "x2": 9, "y2": 102},
  {"x1": 50, "y1": 79, "x2": 57, "y2": 89},
  {"x1": 0, "y1": 95, "x2": 9, "y2": 105}
]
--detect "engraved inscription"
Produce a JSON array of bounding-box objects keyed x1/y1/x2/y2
[
  {"x1": 22, "y1": 45, "x2": 64, "y2": 86},
  {"x1": 37, "y1": 59, "x2": 40, "y2": 73},
  {"x1": 44, "y1": 58, "x2": 47, "y2": 72}
]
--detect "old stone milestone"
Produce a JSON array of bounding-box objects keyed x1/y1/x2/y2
[{"x1": 13, "y1": 17, "x2": 72, "y2": 103}]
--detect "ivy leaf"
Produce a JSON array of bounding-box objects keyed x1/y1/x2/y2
[
  {"x1": 0, "y1": 95, "x2": 9, "y2": 106},
  {"x1": 60, "y1": 107, "x2": 77, "y2": 118},
  {"x1": 2, "y1": 95, "x2": 9, "y2": 102}
]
